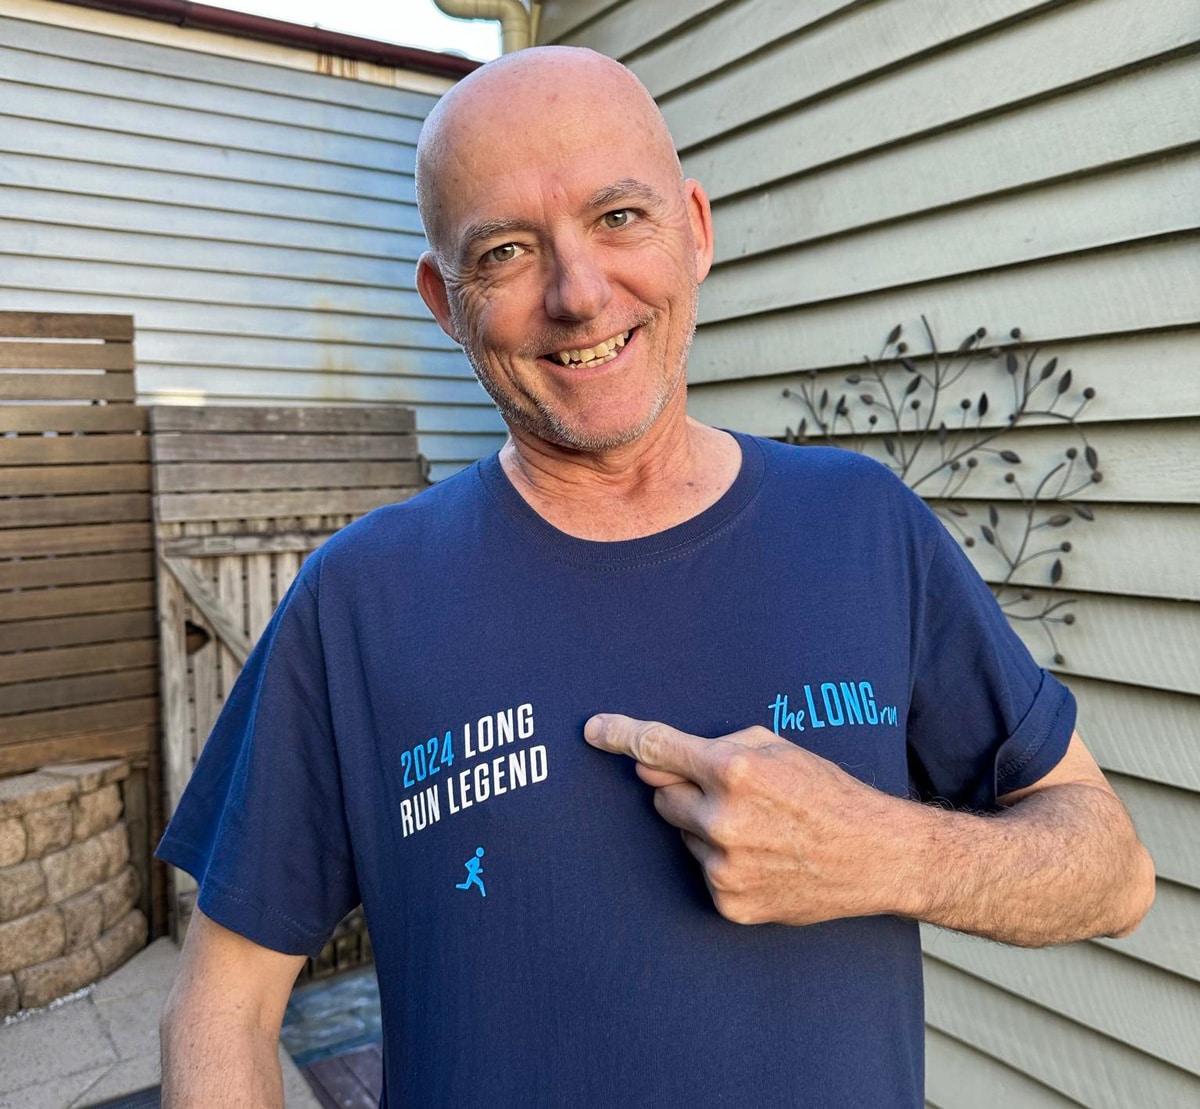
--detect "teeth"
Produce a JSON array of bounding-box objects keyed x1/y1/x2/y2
[{"x1": 550, "y1": 330, "x2": 631, "y2": 367}]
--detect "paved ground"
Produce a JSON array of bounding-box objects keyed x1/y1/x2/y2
[
  {"x1": 282, "y1": 965, "x2": 382, "y2": 1068},
  {"x1": 0, "y1": 937, "x2": 320, "y2": 1109}
]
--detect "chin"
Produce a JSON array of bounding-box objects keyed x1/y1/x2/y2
[{"x1": 527, "y1": 395, "x2": 675, "y2": 454}]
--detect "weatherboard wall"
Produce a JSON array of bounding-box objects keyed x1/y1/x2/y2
[
  {"x1": 0, "y1": 0, "x2": 505, "y2": 480},
  {"x1": 539, "y1": 0, "x2": 1200, "y2": 1104}
]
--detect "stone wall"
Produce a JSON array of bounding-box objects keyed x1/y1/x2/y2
[{"x1": 0, "y1": 760, "x2": 147, "y2": 1016}]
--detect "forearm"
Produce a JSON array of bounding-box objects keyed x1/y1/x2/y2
[
  {"x1": 885, "y1": 782, "x2": 1155, "y2": 946},
  {"x1": 160, "y1": 999, "x2": 285, "y2": 1108},
  {"x1": 159, "y1": 909, "x2": 305, "y2": 1109}
]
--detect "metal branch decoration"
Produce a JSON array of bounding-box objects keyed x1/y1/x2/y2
[{"x1": 783, "y1": 318, "x2": 1101, "y2": 663}]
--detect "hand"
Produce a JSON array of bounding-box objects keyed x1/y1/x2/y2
[{"x1": 584, "y1": 714, "x2": 905, "y2": 926}]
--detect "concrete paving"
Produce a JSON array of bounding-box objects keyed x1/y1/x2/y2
[{"x1": 0, "y1": 937, "x2": 320, "y2": 1109}]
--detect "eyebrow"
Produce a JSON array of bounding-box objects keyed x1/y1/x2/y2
[
  {"x1": 457, "y1": 217, "x2": 540, "y2": 265},
  {"x1": 586, "y1": 179, "x2": 665, "y2": 210}
]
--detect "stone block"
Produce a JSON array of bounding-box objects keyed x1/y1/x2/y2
[
  {"x1": 93, "y1": 909, "x2": 148, "y2": 976},
  {"x1": 60, "y1": 889, "x2": 104, "y2": 951},
  {"x1": 0, "y1": 860, "x2": 48, "y2": 923},
  {"x1": 72, "y1": 784, "x2": 123, "y2": 841},
  {"x1": 97, "y1": 866, "x2": 140, "y2": 930},
  {"x1": 24, "y1": 801, "x2": 73, "y2": 859},
  {"x1": 14, "y1": 943, "x2": 101, "y2": 1009},
  {"x1": 0, "y1": 972, "x2": 17, "y2": 1018},
  {"x1": 0, "y1": 905, "x2": 65, "y2": 976},
  {"x1": 41, "y1": 759, "x2": 130, "y2": 793},
  {"x1": 96, "y1": 822, "x2": 131, "y2": 879},
  {"x1": 40, "y1": 836, "x2": 108, "y2": 902},
  {"x1": 0, "y1": 817, "x2": 27, "y2": 868},
  {"x1": 0, "y1": 772, "x2": 77, "y2": 822}
]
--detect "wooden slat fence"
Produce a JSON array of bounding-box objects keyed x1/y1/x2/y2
[
  {"x1": 0, "y1": 311, "x2": 157, "y2": 775},
  {"x1": 150, "y1": 405, "x2": 425, "y2": 930}
]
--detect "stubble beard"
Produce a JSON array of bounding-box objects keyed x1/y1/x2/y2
[{"x1": 455, "y1": 291, "x2": 699, "y2": 455}]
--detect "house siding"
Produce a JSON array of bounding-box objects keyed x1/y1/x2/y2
[
  {"x1": 0, "y1": 0, "x2": 506, "y2": 479},
  {"x1": 540, "y1": 0, "x2": 1200, "y2": 1103}
]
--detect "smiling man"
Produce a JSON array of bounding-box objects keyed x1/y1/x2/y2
[{"x1": 158, "y1": 48, "x2": 1154, "y2": 1108}]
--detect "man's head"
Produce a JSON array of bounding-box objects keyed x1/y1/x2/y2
[{"x1": 414, "y1": 47, "x2": 714, "y2": 454}]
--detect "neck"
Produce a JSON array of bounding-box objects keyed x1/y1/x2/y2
[{"x1": 499, "y1": 415, "x2": 742, "y2": 541}]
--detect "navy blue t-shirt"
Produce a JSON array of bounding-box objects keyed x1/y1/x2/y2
[{"x1": 159, "y1": 433, "x2": 1075, "y2": 1108}]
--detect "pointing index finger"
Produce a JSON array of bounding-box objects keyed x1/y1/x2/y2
[{"x1": 584, "y1": 713, "x2": 714, "y2": 786}]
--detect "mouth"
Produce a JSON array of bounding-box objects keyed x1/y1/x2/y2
[{"x1": 544, "y1": 328, "x2": 633, "y2": 369}]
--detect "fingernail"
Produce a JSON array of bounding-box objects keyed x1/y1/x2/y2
[{"x1": 583, "y1": 715, "x2": 605, "y2": 744}]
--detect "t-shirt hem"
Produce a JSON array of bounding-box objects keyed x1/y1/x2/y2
[
  {"x1": 993, "y1": 670, "x2": 1077, "y2": 797},
  {"x1": 157, "y1": 832, "x2": 329, "y2": 956}
]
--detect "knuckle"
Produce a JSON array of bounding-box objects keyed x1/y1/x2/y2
[
  {"x1": 712, "y1": 891, "x2": 757, "y2": 926},
  {"x1": 704, "y1": 810, "x2": 737, "y2": 848},
  {"x1": 720, "y1": 749, "x2": 757, "y2": 790},
  {"x1": 635, "y1": 723, "x2": 671, "y2": 765}
]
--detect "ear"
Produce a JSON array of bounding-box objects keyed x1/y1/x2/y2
[
  {"x1": 416, "y1": 251, "x2": 460, "y2": 342},
  {"x1": 683, "y1": 179, "x2": 715, "y2": 284}
]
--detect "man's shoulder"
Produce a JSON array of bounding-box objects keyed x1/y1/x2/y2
[
  {"x1": 749, "y1": 434, "x2": 907, "y2": 494},
  {"x1": 311, "y1": 460, "x2": 488, "y2": 570}
]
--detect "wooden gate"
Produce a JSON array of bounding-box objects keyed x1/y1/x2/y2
[{"x1": 150, "y1": 405, "x2": 425, "y2": 927}]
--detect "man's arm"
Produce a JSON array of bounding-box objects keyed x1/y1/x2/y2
[
  {"x1": 584, "y1": 716, "x2": 1155, "y2": 946},
  {"x1": 160, "y1": 908, "x2": 307, "y2": 1108}
]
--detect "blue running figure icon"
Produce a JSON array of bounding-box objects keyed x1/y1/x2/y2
[{"x1": 456, "y1": 847, "x2": 486, "y2": 897}]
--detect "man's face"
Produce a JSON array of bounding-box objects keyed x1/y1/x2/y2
[{"x1": 417, "y1": 69, "x2": 714, "y2": 455}]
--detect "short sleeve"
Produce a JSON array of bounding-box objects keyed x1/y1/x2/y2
[
  {"x1": 156, "y1": 560, "x2": 361, "y2": 956},
  {"x1": 905, "y1": 514, "x2": 1076, "y2": 811}
]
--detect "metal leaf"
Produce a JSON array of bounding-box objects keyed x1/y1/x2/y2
[
  {"x1": 883, "y1": 436, "x2": 896, "y2": 457},
  {"x1": 1039, "y1": 357, "x2": 1058, "y2": 380},
  {"x1": 887, "y1": 323, "x2": 903, "y2": 344},
  {"x1": 901, "y1": 357, "x2": 917, "y2": 373},
  {"x1": 819, "y1": 388, "x2": 828, "y2": 410},
  {"x1": 1047, "y1": 514, "x2": 1071, "y2": 526},
  {"x1": 978, "y1": 392, "x2": 989, "y2": 417},
  {"x1": 1050, "y1": 558, "x2": 1063, "y2": 584},
  {"x1": 981, "y1": 525, "x2": 996, "y2": 545},
  {"x1": 947, "y1": 504, "x2": 968, "y2": 517},
  {"x1": 938, "y1": 421, "x2": 947, "y2": 445},
  {"x1": 988, "y1": 504, "x2": 999, "y2": 527},
  {"x1": 846, "y1": 373, "x2": 861, "y2": 385},
  {"x1": 1073, "y1": 503, "x2": 1095, "y2": 521},
  {"x1": 904, "y1": 376, "x2": 921, "y2": 396},
  {"x1": 1000, "y1": 449, "x2": 1021, "y2": 464},
  {"x1": 1005, "y1": 351, "x2": 1018, "y2": 375},
  {"x1": 1056, "y1": 368, "x2": 1073, "y2": 395},
  {"x1": 1085, "y1": 445, "x2": 1099, "y2": 471}
]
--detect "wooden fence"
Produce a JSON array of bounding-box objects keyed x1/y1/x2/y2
[
  {"x1": 0, "y1": 311, "x2": 160, "y2": 929},
  {"x1": 150, "y1": 405, "x2": 425, "y2": 930},
  {"x1": 0, "y1": 312, "x2": 157, "y2": 774}
]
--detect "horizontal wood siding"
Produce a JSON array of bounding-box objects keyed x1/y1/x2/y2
[
  {"x1": 541, "y1": 0, "x2": 1200, "y2": 1103},
  {"x1": 0, "y1": 2, "x2": 506, "y2": 480}
]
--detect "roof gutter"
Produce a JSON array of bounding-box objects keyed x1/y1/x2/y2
[
  {"x1": 432, "y1": 0, "x2": 537, "y2": 55},
  {"x1": 51, "y1": 0, "x2": 481, "y2": 78}
]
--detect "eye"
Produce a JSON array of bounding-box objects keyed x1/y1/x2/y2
[
  {"x1": 485, "y1": 242, "x2": 522, "y2": 263},
  {"x1": 603, "y1": 209, "x2": 635, "y2": 229}
]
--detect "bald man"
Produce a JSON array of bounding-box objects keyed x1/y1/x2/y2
[{"x1": 158, "y1": 48, "x2": 1153, "y2": 1108}]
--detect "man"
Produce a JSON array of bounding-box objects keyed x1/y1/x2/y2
[{"x1": 158, "y1": 47, "x2": 1154, "y2": 1108}]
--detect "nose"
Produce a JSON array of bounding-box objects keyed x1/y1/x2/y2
[{"x1": 544, "y1": 242, "x2": 612, "y2": 322}]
